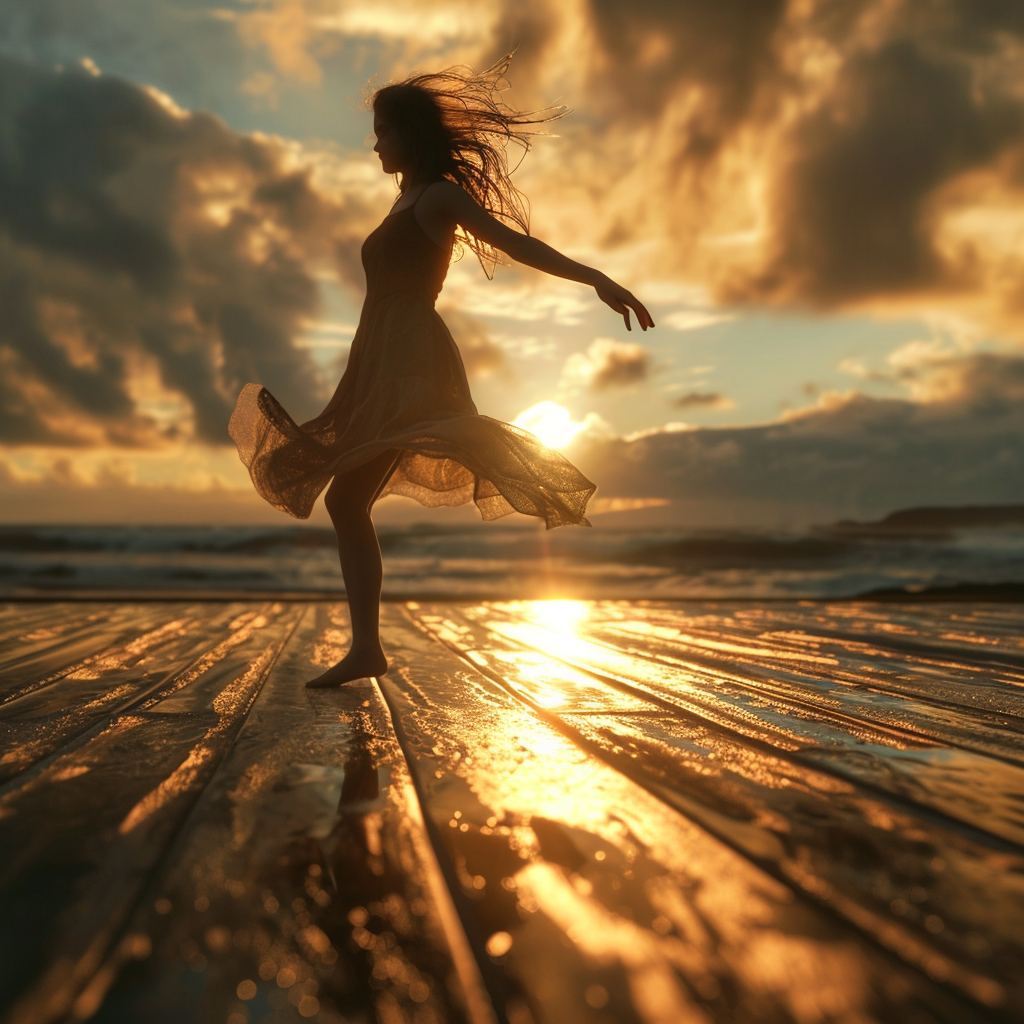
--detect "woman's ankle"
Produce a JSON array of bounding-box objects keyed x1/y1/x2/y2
[{"x1": 348, "y1": 640, "x2": 385, "y2": 658}]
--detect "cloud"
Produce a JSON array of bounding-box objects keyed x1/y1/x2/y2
[
  {"x1": 287, "y1": 0, "x2": 1024, "y2": 337},
  {"x1": 0, "y1": 55, "x2": 373, "y2": 447},
  {"x1": 671, "y1": 391, "x2": 735, "y2": 411},
  {"x1": 436, "y1": 305, "x2": 512, "y2": 379},
  {"x1": 587, "y1": 496, "x2": 670, "y2": 516},
  {"x1": 582, "y1": 0, "x2": 787, "y2": 146},
  {"x1": 562, "y1": 337, "x2": 650, "y2": 391},
  {"x1": 0, "y1": 450, "x2": 292, "y2": 525},
  {"x1": 573, "y1": 1, "x2": 1024, "y2": 330},
  {"x1": 734, "y1": 35, "x2": 1024, "y2": 309},
  {"x1": 6, "y1": 349, "x2": 1023, "y2": 529},
  {"x1": 7, "y1": 0, "x2": 1024, "y2": 546},
  {"x1": 570, "y1": 352, "x2": 1024, "y2": 525},
  {"x1": 662, "y1": 309, "x2": 733, "y2": 332},
  {"x1": 513, "y1": 0, "x2": 1024, "y2": 336},
  {"x1": 235, "y1": 0, "x2": 327, "y2": 85},
  {"x1": 9, "y1": 1, "x2": 1024, "y2": 338}
]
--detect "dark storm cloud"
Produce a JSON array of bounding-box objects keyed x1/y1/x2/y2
[
  {"x1": 0, "y1": 56, "x2": 369, "y2": 446},
  {"x1": 485, "y1": 0, "x2": 561, "y2": 90},
  {"x1": 574, "y1": 353, "x2": 1024, "y2": 522},
  {"x1": 584, "y1": 0, "x2": 786, "y2": 153},
  {"x1": 42, "y1": 0, "x2": 1020, "y2": 328},
  {"x1": 524, "y1": 0, "x2": 1024, "y2": 322},
  {"x1": 1, "y1": 275, "x2": 133, "y2": 419},
  {"x1": 740, "y1": 36, "x2": 1024, "y2": 306}
]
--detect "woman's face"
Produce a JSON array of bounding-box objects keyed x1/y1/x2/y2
[{"x1": 372, "y1": 114, "x2": 408, "y2": 176}]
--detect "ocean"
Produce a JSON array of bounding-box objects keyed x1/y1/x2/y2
[{"x1": 3, "y1": 518, "x2": 1024, "y2": 600}]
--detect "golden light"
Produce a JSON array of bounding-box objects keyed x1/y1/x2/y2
[
  {"x1": 513, "y1": 402, "x2": 586, "y2": 450},
  {"x1": 533, "y1": 599, "x2": 590, "y2": 635}
]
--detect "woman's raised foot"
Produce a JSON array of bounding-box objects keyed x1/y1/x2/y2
[{"x1": 305, "y1": 647, "x2": 388, "y2": 688}]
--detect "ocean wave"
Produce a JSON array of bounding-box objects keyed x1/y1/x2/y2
[{"x1": 2, "y1": 516, "x2": 1023, "y2": 599}]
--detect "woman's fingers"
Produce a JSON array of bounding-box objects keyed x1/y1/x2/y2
[
  {"x1": 597, "y1": 281, "x2": 655, "y2": 331},
  {"x1": 626, "y1": 298, "x2": 653, "y2": 331},
  {"x1": 621, "y1": 291, "x2": 654, "y2": 331}
]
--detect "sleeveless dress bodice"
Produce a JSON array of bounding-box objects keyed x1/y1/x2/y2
[
  {"x1": 361, "y1": 204, "x2": 450, "y2": 303},
  {"x1": 229, "y1": 193, "x2": 596, "y2": 529}
]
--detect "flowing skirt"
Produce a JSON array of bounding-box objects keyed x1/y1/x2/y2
[{"x1": 229, "y1": 293, "x2": 595, "y2": 529}]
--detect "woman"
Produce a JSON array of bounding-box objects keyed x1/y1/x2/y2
[{"x1": 229, "y1": 56, "x2": 654, "y2": 687}]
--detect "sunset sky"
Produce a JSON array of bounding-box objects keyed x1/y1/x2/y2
[{"x1": 2, "y1": 0, "x2": 1024, "y2": 528}]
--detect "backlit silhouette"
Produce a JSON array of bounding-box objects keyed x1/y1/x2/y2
[{"x1": 229, "y1": 55, "x2": 654, "y2": 687}]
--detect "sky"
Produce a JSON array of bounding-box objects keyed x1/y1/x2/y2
[{"x1": 2, "y1": 0, "x2": 1024, "y2": 529}]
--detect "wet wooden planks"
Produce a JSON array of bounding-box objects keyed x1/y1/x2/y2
[{"x1": 1, "y1": 599, "x2": 1023, "y2": 1024}]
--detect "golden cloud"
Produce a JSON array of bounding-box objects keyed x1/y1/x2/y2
[
  {"x1": 561, "y1": 337, "x2": 650, "y2": 391},
  {"x1": 253, "y1": 0, "x2": 1024, "y2": 339},
  {"x1": 574, "y1": 351, "x2": 1024, "y2": 523}
]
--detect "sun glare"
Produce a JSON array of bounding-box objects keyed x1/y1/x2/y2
[
  {"x1": 536, "y1": 599, "x2": 590, "y2": 635},
  {"x1": 513, "y1": 402, "x2": 585, "y2": 449}
]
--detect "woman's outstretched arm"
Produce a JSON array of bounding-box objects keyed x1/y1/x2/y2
[{"x1": 419, "y1": 180, "x2": 655, "y2": 332}]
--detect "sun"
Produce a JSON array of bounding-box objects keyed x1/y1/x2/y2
[{"x1": 513, "y1": 402, "x2": 586, "y2": 449}]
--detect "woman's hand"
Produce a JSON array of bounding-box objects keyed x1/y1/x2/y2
[{"x1": 595, "y1": 275, "x2": 655, "y2": 332}]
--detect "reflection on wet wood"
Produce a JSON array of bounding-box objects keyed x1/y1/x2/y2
[{"x1": 1, "y1": 599, "x2": 1022, "y2": 1024}]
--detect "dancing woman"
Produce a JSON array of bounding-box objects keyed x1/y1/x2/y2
[{"x1": 229, "y1": 56, "x2": 654, "y2": 687}]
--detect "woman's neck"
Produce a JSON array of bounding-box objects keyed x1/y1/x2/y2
[{"x1": 401, "y1": 176, "x2": 429, "y2": 192}]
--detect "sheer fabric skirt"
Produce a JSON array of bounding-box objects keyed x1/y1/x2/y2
[{"x1": 229, "y1": 294, "x2": 595, "y2": 529}]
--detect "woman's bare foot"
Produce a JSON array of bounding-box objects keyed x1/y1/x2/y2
[{"x1": 305, "y1": 647, "x2": 388, "y2": 688}]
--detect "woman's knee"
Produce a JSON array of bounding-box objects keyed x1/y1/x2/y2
[
  {"x1": 324, "y1": 480, "x2": 365, "y2": 521},
  {"x1": 325, "y1": 452, "x2": 398, "y2": 520}
]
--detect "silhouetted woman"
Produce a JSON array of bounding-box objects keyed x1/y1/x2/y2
[{"x1": 230, "y1": 55, "x2": 654, "y2": 687}]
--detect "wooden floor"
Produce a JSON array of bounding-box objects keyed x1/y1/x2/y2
[{"x1": 1, "y1": 599, "x2": 1023, "y2": 1024}]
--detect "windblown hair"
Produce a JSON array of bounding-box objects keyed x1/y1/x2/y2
[{"x1": 370, "y1": 53, "x2": 566, "y2": 276}]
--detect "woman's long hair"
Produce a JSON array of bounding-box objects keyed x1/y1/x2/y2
[{"x1": 370, "y1": 52, "x2": 565, "y2": 276}]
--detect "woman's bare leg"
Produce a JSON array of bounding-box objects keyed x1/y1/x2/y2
[{"x1": 306, "y1": 450, "x2": 400, "y2": 688}]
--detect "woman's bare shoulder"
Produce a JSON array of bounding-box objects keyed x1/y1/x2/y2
[{"x1": 420, "y1": 179, "x2": 476, "y2": 215}]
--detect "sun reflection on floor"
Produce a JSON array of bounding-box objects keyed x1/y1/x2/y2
[
  {"x1": 486, "y1": 649, "x2": 588, "y2": 709},
  {"x1": 478, "y1": 601, "x2": 603, "y2": 711},
  {"x1": 486, "y1": 600, "x2": 602, "y2": 672},
  {"x1": 494, "y1": 599, "x2": 592, "y2": 633}
]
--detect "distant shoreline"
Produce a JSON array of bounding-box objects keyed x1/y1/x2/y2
[{"x1": 826, "y1": 504, "x2": 1024, "y2": 538}]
